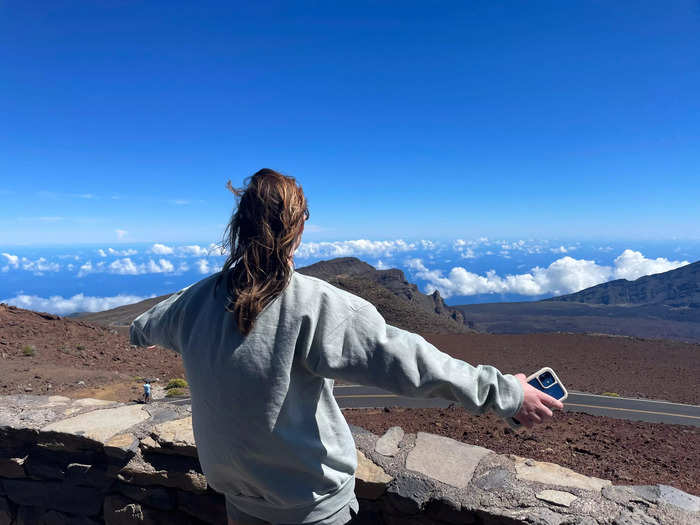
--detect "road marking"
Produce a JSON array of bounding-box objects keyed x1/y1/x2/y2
[
  {"x1": 568, "y1": 392, "x2": 698, "y2": 407},
  {"x1": 334, "y1": 395, "x2": 700, "y2": 421},
  {"x1": 564, "y1": 403, "x2": 700, "y2": 420}
]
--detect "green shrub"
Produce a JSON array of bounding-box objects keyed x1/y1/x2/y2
[
  {"x1": 165, "y1": 378, "x2": 188, "y2": 390},
  {"x1": 165, "y1": 388, "x2": 185, "y2": 397},
  {"x1": 22, "y1": 345, "x2": 36, "y2": 356},
  {"x1": 76, "y1": 344, "x2": 86, "y2": 351}
]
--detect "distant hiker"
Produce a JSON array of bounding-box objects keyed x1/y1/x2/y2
[
  {"x1": 142, "y1": 380, "x2": 151, "y2": 404},
  {"x1": 130, "y1": 169, "x2": 563, "y2": 525}
]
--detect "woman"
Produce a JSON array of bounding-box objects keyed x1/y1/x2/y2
[{"x1": 130, "y1": 169, "x2": 562, "y2": 525}]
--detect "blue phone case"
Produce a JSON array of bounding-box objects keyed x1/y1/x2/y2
[{"x1": 508, "y1": 367, "x2": 567, "y2": 429}]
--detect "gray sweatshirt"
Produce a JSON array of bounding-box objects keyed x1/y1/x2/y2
[{"x1": 130, "y1": 270, "x2": 524, "y2": 523}]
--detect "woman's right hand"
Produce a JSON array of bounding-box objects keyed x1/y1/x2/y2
[{"x1": 513, "y1": 373, "x2": 565, "y2": 428}]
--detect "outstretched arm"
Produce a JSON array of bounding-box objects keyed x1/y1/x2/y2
[
  {"x1": 129, "y1": 290, "x2": 187, "y2": 352},
  {"x1": 304, "y1": 303, "x2": 525, "y2": 420}
]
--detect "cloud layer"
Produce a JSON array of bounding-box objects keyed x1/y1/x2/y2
[
  {"x1": 408, "y1": 250, "x2": 689, "y2": 298},
  {"x1": 2, "y1": 293, "x2": 152, "y2": 315},
  {"x1": 296, "y1": 239, "x2": 419, "y2": 258}
]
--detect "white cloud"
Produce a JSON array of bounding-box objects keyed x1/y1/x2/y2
[
  {"x1": 612, "y1": 249, "x2": 688, "y2": 280},
  {"x1": 207, "y1": 243, "x2": 227, "y2": 256},
  {"x1": 408, "y1": 250, "x2": 690, "y2": 299},
  {"x1": 196, "y1": 259, "x2": 212, "y2": 274},
  {"x1": 375, "y1": 260, "x2": 389, "y2": 270},
  {"x1": 2, "y1": 293, "x2": 152, "y2": 315},
  {"x1": 2, "y1": 253, "x2": 19, "y2": 268},
  {"x1": 115, "y1": 229, "x2": 128, "y2": 239},
  {"x1": 98, "y1": 249, "x2": 107, "y2": 257},
  {"x1": 148, "y1": 258, "x2": 174, "y2": 273},
  {"x1": 107, "y1": 247, "x2": 138, "y2": 256},
  {"x1": 78, "y1": 258, "x2": 175, "y2": 276},
  {"x1": 77, "y1": 261, "x2": 94, "y2": 277},
  {"x1": 551, "y1": 246, "x2": 568, "y2": 254},
  {"x1": 179, "y1": 245, "x2": 208, "y2": 257},
  {"x1": 296, "y1": 239, "x2": 417, "y2": 258},
  {"x1": 151, "y1": 243, "x2": 174, "y2": 255},
  {"x1": 169, "y1": 199, "x2": 190, "y2": 205},
  {"x1": 20, "y1": 257, "x2": 60, "y2": 273},
  {"x1": 109, "y1": 258, "x2": 141, "y2": 275}
]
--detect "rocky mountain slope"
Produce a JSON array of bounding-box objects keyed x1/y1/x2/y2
[
  {"x1": 546, "y1": 260, "x2": 699, "y2": 306},
  {"x1": 79, "y1": 258, "x2": 470, "y2": 334},
  {"x1": 454, "y1": 260, "x2": 700, "y2": 342}
]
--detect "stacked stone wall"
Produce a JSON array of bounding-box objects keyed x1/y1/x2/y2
[{"x1": 1, "y1": 395, "x2": 697, "y2": 525}]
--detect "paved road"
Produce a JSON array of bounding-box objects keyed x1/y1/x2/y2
[
  {"x1": 333, "y1": 385, "x2": 700, "y2": 427},
  {"x1": 163, "y1": 385, "x2": 700, "y2": 427}
]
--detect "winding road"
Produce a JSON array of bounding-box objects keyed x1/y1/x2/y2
[{"x1": 164, "y1": 385, "x2": 700, "y2": 427}]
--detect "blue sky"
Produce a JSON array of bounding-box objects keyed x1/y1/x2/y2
[
  {"x1": 1, "y1": 3, "x2": 699, "y2": 313},
  {"x1": 1, "y1": 1, "x2": 699, "y2": 244}
]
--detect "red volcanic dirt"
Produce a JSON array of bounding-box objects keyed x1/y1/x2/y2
[
  {"x1": 1, "y1": 303, "x2": 699, "y2": 495},
  {"x1": 423, "y1": 332, "x2": 700, "y2": 405},
  {"x1": 0, "y1": 304, "x2": 185, "y2": 401},
  {"x1": 343, "y1": 406, "x2": 700, "y2": 497}
]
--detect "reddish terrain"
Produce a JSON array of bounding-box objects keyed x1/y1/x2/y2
[{"x1": 1, "y1": 302, "x2": 698, "y2": 496}]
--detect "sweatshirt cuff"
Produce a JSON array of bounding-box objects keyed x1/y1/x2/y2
[{"x1": 503, "y1": 374, "x2": 525, "y2": 419}]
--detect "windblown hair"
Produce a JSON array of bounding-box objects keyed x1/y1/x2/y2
[{"x1": 217, "y1": 169, "x2": 308, "y2": 335}]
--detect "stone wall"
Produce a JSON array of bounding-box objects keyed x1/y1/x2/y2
[{"x1": 0, "y1": 395, "x2": 697, "y2": 525}]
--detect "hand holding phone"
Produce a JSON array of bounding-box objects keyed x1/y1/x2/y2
[{"x1": 508, "y1": 367, "x2": 566, "y2": 429}]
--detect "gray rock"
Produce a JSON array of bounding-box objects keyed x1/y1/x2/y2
[
  {"x1": 0, "y1": 496, "x2": 13, "y2": 525},
  {"x1": 104, "y1": 433, "x2": 139, "y2": 461},
  {"x1": 42, "y1": 405, "x2": 150, "y2": 445},
  {"x1": 511, "y1": 455, "x2": 611, "y2": 492},
  {"x1": 149, "y1": 417, "x2": 197, "y2": 458},
  {"x1": 386, "y1": 474, "x2": 434, "y2": 514},
  {"x1": 13, "y1": 507, "x2": 98, "y2": 525},
  {"x1": 2, "y1": 479, "x2": 103, "y2": 516},
  {"x1": 406, "y1": 432, "x2": 492, "y2": 488},
  {"x1": 65, "y1": 463, "x2": 115, "y2": 490},
  {"x1": 474, "y1": 468, "x2": 510, "y2": 491},
  {"x1": 0, "y1": 455, "x2": 27, "y2": 478},
  {"x1": 177, "y1": 489, "x2": 227, "y2": 523},
  {"x1": 621, "y1": 484, "x2": 700, "y2": 513},
  {"x1": 104, "y1": 495, "x2": 192, "y2": 525},
  {"x1": 25, "y1": 457, "x2": 66, "y2": 480},
  {"x1": 117, "y1": 452, "x2": 207, "y2": 493},
  {"x1": 425, "y1": 497, "x2": 477, "y2": 524},
  {"x1": 355, "y1": 450, "x2": 392, "y2": 500},
  {"x1": 613, "y1": 508, "x2": 659, "y2": 525},
  {"x1": 375, "y1": 427, "x2": 404, "y2": 457},
  {"x1": 103, "y1": 495, "x2": 145, "y2": 525},
  {"x1": 115, "y1": 483, "x2": 175, "y2": 511},
  {"x1": 536, "y1": 489, "x2": 578, "y2": 507}
]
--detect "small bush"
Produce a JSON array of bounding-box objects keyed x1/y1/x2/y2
[
  {"x1": 165, "y1": 388, "x2": 185, "y2": 397},
  {"x1": 76, "y1": 344, "x2": 86, "y2": 351},
  {"x1": 22, "y1": 345, "x2": 36, "y2": 356},
  {"x1": 166, "y1": 378, "x2": 188, "y2": 390},
  {"x1": 602, "y1": 392, "x2": 621, "y2": 397}
]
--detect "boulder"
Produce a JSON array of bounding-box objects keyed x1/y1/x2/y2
[
  {"x1": 406, "y1": 432, "x2": 492, "y2": 489},
  {"x1": 355, "y1": 450, "x2": 392, "y2": 500}
]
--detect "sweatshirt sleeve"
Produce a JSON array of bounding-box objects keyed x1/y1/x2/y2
[
  {"x1": 129, "y1": 290, "x2": 187, "y2": 353},
  {"x1": 305, "y1": 303, "x2": 524, "y2": 419}
]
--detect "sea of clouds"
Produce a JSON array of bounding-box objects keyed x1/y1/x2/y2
[{"x1": 0, "y1": 238, "x2": 696, "y2": 314}]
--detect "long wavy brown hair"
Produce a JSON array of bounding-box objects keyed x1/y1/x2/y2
[{"x1": 216, "y1": 169, "x2": 308, "y2": 335}]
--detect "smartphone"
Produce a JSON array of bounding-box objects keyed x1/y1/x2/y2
[{"x1": 507, "y1": 367, "x2": 568, "y2": 429}]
